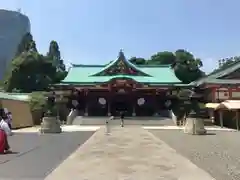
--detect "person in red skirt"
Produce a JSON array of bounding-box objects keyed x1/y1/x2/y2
[{"x1": 0, "y1": 128, "x2": 11, "y2": 154}]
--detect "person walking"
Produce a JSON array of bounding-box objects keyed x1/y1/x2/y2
[
  {"x1": 120, "y1": 111, "x2": 125, "y2": 127},
  {"x1": 106, "y1": 116, "x2": 114, "y2": 135}
]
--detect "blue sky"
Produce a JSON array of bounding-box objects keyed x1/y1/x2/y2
[{"x1": 1, "y1": 0, "x2": 240, "y2": 73}]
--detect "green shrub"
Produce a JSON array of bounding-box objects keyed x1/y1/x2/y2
[{"x1": 29, "y1": 91, "x2": 47, "y2": 112}]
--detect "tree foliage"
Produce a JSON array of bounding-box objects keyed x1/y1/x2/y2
[
  {"x1": 47, "y1": 40, "x2": 65, "y2": 71},
  {"x1": 148, "y1": 51, "x2": 175, "y2": 65},
  {"x1": 3, "y1": 34, "x2": 67, "y2": 93},
  {"x1": 129, "y1": 57, "x2": 146, "y2": 65},
  {"x1": 29, "y1": 91, "x2": 47, "y2": 112},
  {"x1": 4, "y1": 52, "x2": 56, "y2": 92},
  {"x1": 15, "y1": 32, "x2": 37, "y2": 56},
  {"x1": 172, "y1": 49, "x2": 204, "y2": 84},
  {"x1": 46, "y1": 40, "x2": 67, "y2": 83},
  {"x1": 129, "y1": 49, "x2": 204, "y2": 83}
]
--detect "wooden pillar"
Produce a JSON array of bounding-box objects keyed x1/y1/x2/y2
[
  {"x1": 219, "y1": 110, "x2": 223, "y2": 128},
  {"x1": 132, "y1": 91, "x2": 136, "y2": 116},
  {"x1": 132, "y1": 103, "x2": 136, "y2": 116},
  {"x1": 84, "y1": 90, "x2": 89, "y2": 116},
  {"x1": 107, "y1": 100, "x2": 111, "y2": 116},
  {"x1": 236, "y1": 110, "x2": 239, "y2": 131},
  {"x1": 84, "y1": 104, "x2": 89, "y2": 116}
]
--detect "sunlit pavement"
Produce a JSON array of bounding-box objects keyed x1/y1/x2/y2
[
  {"x1": 13, "y1": 125, "x2": 101, "y2": 133},
  {"x1": 13, "y1": 124, "x2": 236, "y2": 133},
  {"x1": 45, "y1": 127, "x2": 214, "y2": 180}
]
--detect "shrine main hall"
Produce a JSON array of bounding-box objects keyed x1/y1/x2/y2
[{"x1": 55, "y1": 51, "x2": 186, "y2": 116}]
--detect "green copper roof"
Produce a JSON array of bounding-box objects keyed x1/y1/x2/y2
[
  {"x1": 62, "y1": 51, "x2": 182, "y2": 85},
  {"x1": 190, "y1": 61, "x2": 240, "y2": 86},
  {"x1": 91, "y1": 50, "x2": 150, "y2": 77}
]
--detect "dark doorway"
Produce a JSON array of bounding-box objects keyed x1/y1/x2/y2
[
  {"x1": 88, "y1": 99, "x2": 108, "y2": 116},
  {"x1": 111, "y1": 95, "x2": 132, "y2": 116}
]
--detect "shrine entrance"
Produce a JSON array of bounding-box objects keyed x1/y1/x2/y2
[{"x1": 111, "y1": 94, "x2": 133, "y2": 116}]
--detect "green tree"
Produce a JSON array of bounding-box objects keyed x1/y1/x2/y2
[
  {"x1": 148, "y1": 51, "x2": 176, "y2": 65},
  {"x1": 129, "y1": 57, "x2": 146, "y2": 65},
  {"x1": 15, "y1": 32, "x2": 37, "y2": 56},
  {"x1": 4, "y1": 51, "x2": 56, "y2": 92},
  {"x1": 47, "y1": 40, "x2": 65, "y2": 71},
  {"x1": 46, "y1": 41, "x2": 67, "y2": 82},
  {"x1": 172, "y1": 49, "x2": 204, "y2": 84}
]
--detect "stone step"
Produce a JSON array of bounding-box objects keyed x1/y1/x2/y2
[{"x1": 72, "y1": 116, "x2": 175, "y2": 126}]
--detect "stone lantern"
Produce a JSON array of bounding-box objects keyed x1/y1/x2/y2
[
  {"x1": 40, "y1": 91, "x2": 62, "y2": 134},
  {"x1": 178, "y1": 88, "x2": 206, "y2": 135}
]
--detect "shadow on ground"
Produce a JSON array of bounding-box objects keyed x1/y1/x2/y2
[{"x1": 0, "y1": 131, "x2": 94, "y2": 179}]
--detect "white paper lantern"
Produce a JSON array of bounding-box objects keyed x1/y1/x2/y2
[
  {"x1": 165, "y1": 100, "x2": 171, "y2": 107},
  {"x1": 98, "y1": 98, "x2": 106, "y2": 105},
  {"x1": 137, "y1": 98, "x2": 145, "y2": 106},
  {"x1": 72, "y1": 100, "x2": 78, "y2": 107}
]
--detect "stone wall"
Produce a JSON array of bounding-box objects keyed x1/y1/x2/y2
[{"x1": 1, "y1": 99, "x2": 34, "y2": 129}]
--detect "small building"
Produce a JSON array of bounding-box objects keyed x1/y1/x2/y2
[
  {"x1": 191, "y1": 62, "x2": 240, "y2": 128},
  {"x1": 54, "y1": 51, "x2": 187, "y2": 116},
  {"x1": 190, "y1": 61, "x2": 240, "y2": 102}
]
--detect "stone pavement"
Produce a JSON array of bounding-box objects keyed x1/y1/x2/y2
[{"x1": 45, "y1": 127, "x2": 215, "y2": 180}]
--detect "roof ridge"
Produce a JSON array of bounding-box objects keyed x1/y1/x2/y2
[
  {"x1": 210, "y1": 60, "x2": 240, "y2": 78},
  {"x1": 208, "y1": 60, "x2": 240, "y2": 76},
  {"x1": 90, "y1": 50, "x2": 151, "y2": 77},
  {"x1": 72, "y1": 64, "x2": 105, "y2": 67},
  {"x1": 138, "y1": 65, "x2": 171, "y2": 68}
]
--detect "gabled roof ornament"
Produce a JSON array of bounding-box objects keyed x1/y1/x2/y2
[
  {"x1": 118, "y1": 49, "x2": 124, "y2": 59},
  {"x1": 90, "y1": 50, "x2": 151, "y2": 77}
]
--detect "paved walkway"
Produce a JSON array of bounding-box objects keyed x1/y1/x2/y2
[
  {"x1": 13, "y1": 125, "x2": 101, "y2": 133},
  {"x1": 45, "y1": 127, "x2": 214, "y2": 180},
  {"x1": 13, "y1": 125, "x2": 235, "y2": 134},
  {"x1": 143, "y1": 126, "x2": 237, "y2": 132}
]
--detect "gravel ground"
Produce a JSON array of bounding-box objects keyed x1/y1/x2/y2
[
  {"x1": 0, "y1": 131, "x2": 94, "y2": 180},
  {"x1": 150, "y1": 129, "x2": 240, "y2": 180}
]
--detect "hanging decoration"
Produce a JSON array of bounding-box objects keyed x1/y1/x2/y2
[
  {"x1": 118, "y1": 89, "x2": 126, "y2": 93},
  {"x1": 137, "y1": 98, "x2": 145, "y2": 106},
  {"x1": 165, "y1": 100, "x2": 172, "y2": 108},
  {"x1": 72, "y1": 100, "x2": 78, "y2": 107},
  {"x1": 98, "y1": 97, "x2": 106, "y2": 105}
]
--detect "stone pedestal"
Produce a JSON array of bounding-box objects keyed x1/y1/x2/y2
[
  {"x1": 184, "y1": 118, "x2": 206, "y2": 135},
  {"x1": 66, "y1": 109, "x2": 78, "y2": 125},
  {"x1": 40, "y1": 116, "x2": 62, "y2": 134}
]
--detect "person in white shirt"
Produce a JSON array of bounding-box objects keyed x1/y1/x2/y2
[
  {"x1": 0, "y1": 119, "x2": 12, "y2": 136},
  {"x1": 6, "y1": 112, "x2": 12, "y2": 129}
]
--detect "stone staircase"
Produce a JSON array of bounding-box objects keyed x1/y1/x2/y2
[{"x1": 72, "y1": 116, "x2": 174, "y2": 126}]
